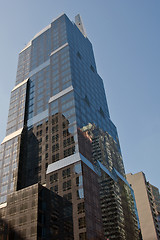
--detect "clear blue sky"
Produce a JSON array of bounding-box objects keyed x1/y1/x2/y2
[{"x1": 0, "y1": 0, "x2": 160, "y2": 188}]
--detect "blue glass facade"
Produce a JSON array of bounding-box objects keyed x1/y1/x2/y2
[
  {"x1": 0, "y1": 13, "x2": 139, "y2": 240},
  {"x1": 0, "y1": 12, "x2": 123, "y2": 204}
]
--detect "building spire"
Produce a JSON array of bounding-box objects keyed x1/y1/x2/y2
[{"x1": 75, "y1": 14, "x2": 87, "y2": 37}]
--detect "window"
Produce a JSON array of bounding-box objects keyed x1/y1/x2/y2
[
  {"x1": 56, "y1": 143, "x2": 59, "y2": 151},
  {"x1": 78, "y1": 202, "x2": 85, "y2": 214},
  {"x1": 62, "y1": 168, "x2": 71, "y2": 178},
  {"x1": 45, "y1": 144, "x2": 48, "y2": 151},
  {"x1": 63, "y1": 180, "x2": 71, "y2": 191},
  {"x1": 52, "y1": 125, "x2": 58, "y2": 134},
  {"x1": 31, "y1": 213, "x2": 36, "y2": 221},
  {"x1": 9, "y1": 206, "x2": 16, "y2": 215},
  {"x1": 19, "y1": 215, "x2": 27, "y2": 225},
  {"x1": 50, "y1": 185, "x2": 58, "y2": 193},
  {"x1": 63, "y1": 192, "x2": 72, "y2": 201},
  {"x1": 45, "y1": 163, "x2": 48, "y2": 170},
  {"x1": 52, "y1": 135, "x2": 55, "y2": 143},
  {"x1": 74, "y1": 163, "x2": 82, "y2": 174},
  {"x1": 32, "y1": 200, "x2": 36, "y2": 207},
  {"x1": 76, "y1": 177, "x2": 79, "y2": 186},
  {"x1": 31, "y1": 226, "x2": 36, "y2": 235},
  {"x1": 76, "y1": 176, "x2": 83, "y2": 187},
  {"x1": 2, "y1": 175, "x2": 9, "y2": 184},
  {"x1": 78, "y1": 217, "x2": 86, "y2": 229},
  {"x1": 52, "y1": 118, "x2": 55, "y2": 125},
  {"x1": 52, "y1": 116, "x2": 58, "y2": 125},
  {"x1": 63, "y1": 137, "x2": 73, "y2": 147},
  {"x1": 52, "y1": 154, "x2": 55, "y2": 162},
  {"x1": 52, "y1": 143, "x2": 59, "y2": 152},
  {"x1": 52, "y1": 134, "x2": 59, "y2": 143},
  {"x1": 79, "y1": 232, "x2": 86, "y2": 240},
  {"x1": 20, "y1": 203, "x2": 28, "y2": 211},
  {"x1": 63, "y1": 129, "x2": 68, "y2": 137},
  {"x1": 37, "y1": 124, "x2": 42, "y2": 130},
  {"x1": 64, "y1": 147, "x2": 75, "y2": 157},
  {"x1": 56, "y1": 153, "x2": 59, "y2": 161},
  {"x1": 50, "y1": 173, "x2": 58, "y2": 183},
  {"x1": 77, "y1": 189, "x2": 84, "y2": 200}
]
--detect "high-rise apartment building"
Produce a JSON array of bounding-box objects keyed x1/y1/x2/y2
[
  {"x1": 127, "y1": 172, "x2": 160, "y2": 240},
  {"x1": 149, "y1": 183, "x2": 160, "y2": 229},
  {"x1": 0, "y1": 14, "x2": 139, "y2": 239}
]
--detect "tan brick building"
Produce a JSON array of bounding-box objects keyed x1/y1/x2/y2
[{"x1": 127, "y1": 172, "x2": 160, "y2": 240}]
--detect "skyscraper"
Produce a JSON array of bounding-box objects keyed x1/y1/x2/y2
[{"x1": 0, "y1": 14, "x2": 139, "y2": 239}]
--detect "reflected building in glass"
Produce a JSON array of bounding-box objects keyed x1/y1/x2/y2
[{"x1": 0, "y1": 14, "x2": 140, "y2": 239}]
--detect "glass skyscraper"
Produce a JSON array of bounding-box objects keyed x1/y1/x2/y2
[{"x1": 0, "y1": 14, "x2": 140, "y2": 239}]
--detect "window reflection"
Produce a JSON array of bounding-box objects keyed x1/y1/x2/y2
[
  {"x1": 77, "y1": 188, "x2": 84, "y2": 199},
  {"x1": 76, "y1": 175, "x2": 83, "y2": 187},
  {"x1": 74, "y1": 163, "x2": 82, "y2": 174}
]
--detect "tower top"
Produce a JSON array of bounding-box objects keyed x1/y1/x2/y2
[{"x1": 75, "y1": 14, "x2": 87, "y2": 37}]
